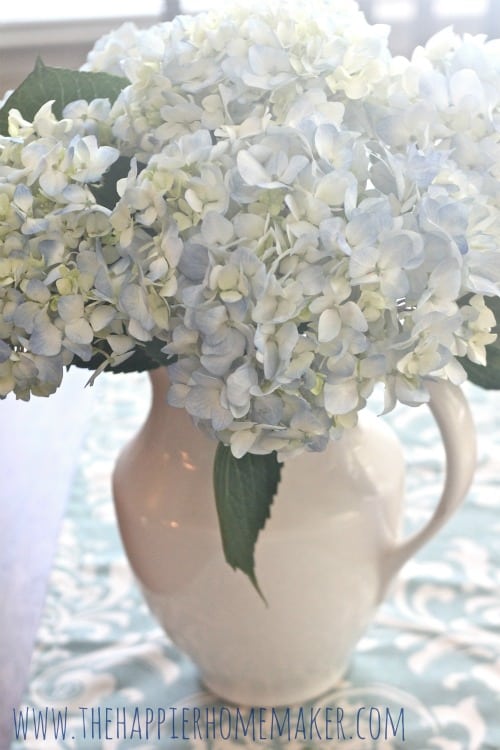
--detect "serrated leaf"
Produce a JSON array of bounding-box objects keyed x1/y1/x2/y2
[
  {"x1": 0, "y1": 58, "x2": 128, "y2": 135},
  {"x1": 213, "y1": 444, "x2": 282, "y2": 600},
  {"x1": 460, "y1": 296, "x2": 500, "y2": 390}
]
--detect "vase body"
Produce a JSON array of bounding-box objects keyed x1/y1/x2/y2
[{"x1": 113, "y1": 368, "x2": 476, "y2": 707}]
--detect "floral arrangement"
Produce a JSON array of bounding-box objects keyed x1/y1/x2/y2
[{"x1": 1, "y1": 0, "x2": 500, "y2": 590}]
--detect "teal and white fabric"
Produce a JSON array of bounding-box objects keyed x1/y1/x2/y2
[{"x1": 10, "y1": 373, "x2": 500, "y2": 749}]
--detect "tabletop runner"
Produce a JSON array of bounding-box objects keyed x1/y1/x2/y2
[{"x1": 9, "y1": 372, "x2": 500, "y2": 750}]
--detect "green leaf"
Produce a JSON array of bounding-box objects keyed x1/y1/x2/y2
[
  {"x1": 90, "y1": 155, "x2": 133, "y2": 210},
  {"x1": 460, "y1": 296, "x2": 500, "y2": 390},
  {"x1": 69, "y1": 338, "x2": 177, "y2": 375},
  {"x1": 0, "y1": 58, "x2": 128, "y2": 135},
  {"x1": 213, "y1": 444, "x2": 282, "y2": 600}
]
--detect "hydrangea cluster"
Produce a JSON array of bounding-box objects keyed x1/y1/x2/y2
[
  {"x1": 0, "y1": 102, "x2": 177, "y2": 398},
  {"x1": 1, "y1": 1, "x2": 499, "y2": 457}
]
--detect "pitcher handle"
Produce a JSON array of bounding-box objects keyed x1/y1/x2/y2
[{"x1": 380, "y1": 379, "x2": 477, "y2": 593}]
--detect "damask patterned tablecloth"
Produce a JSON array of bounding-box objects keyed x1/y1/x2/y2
[{"x1": 9, "y1": 372, "x2": 500, "y2": 750}]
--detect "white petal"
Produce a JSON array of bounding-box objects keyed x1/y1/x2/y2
[
  {"x1": 13, "y1": 302, "x2": 39, "y2": 334},
  {"x1": 13, "y1": 184, "x2": 33, "y2": 213},
  {"x1": 25, "y1": 280, "x2": 50, "y2": 304},
  {"x1": 120, "y1": 284, "x2": 153, "y2": 328},
  {"x1": 201, "y1": 212, "x2": 234, "y2": 245},
  {"x1": 341, "y1": 302, "x2": 368, "y2": 332},
  {"x1": 185, "y1": 386, "x2": 218, "y2": 420},
  {"x1": 263, "y1": 341, "x2": 280, "y2": 380},
  {"x1": 58, "y1": 295, "x2": 84, "y2": 322},
  {"x1": 237, "y1": 150, "x2": 270, "y2": 186},
  {"x1": 65, "y1": 318, "x2": 94, "y2": 345},
  {"x1": 429, "y1": 259, "x2": 461, "y2": 298},
  {"x1": 231, "y1": 429, "x2": 257, "y2": 458},
  {"x1": 323, "y1": 379, "x2": 359, "y2": 415},
  {"x1": 280, "y1": 155, "x2": 309, "y2": 184},
  {"x1": 39, "y1": 170, "x2": 67, "y2": 197},
  {"x1": 89, "y1": 305, "x2": 116, "y2": 332},
  {"x1": 107, "y1": 334, "x2": 134, "y2": 355},
  {"x1": 128, "y1": 318, "x2": 152, "y2": 342},
  {"x1": 318, "y1": 308, "x2": 341, "y2": 343},
  {"x1": 226, "y1": 363, "x2": 257, "y2": 412},
  {"x1": 248, "y1": 45, "x2": 290, "y2": 76},
  {"x1": 30, "y1": 313, "x2": 62, "y2": 356}
]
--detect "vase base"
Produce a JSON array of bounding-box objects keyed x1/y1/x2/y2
[{"x1": 200, "y1": 667, "x2": 348, "y2": 709}]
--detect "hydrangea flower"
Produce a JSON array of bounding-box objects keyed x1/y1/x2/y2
[{"x1": 1, "y1": 1, "x2": 499, "y2": 459}]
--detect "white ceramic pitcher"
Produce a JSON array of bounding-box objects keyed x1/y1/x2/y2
[{"x1": 113, "y1": 367, "x2": 476, "y2": 707}]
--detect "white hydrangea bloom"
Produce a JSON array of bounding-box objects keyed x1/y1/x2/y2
[
  {"x1": 1, "y1": 1, "x2": 500, "y2": 457},
  {"x1": 0, "y1": 103, "x2": 176, "y2": 396}
]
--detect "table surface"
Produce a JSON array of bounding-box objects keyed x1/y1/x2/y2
[
  {"x1": 0, "y1": 368, "x2": 96, "y2": 750},
  {"x1": 2, "y1": 370, "x2": 500, "y2": 750}
]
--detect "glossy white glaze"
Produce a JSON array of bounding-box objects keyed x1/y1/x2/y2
[{"x1": 113, "y1": 368, "x2": 476, "y2": 706}]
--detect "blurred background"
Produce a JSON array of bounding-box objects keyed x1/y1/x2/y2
[{"x1": 1, "y1": 0, "x2": 500, "y2": 94}]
